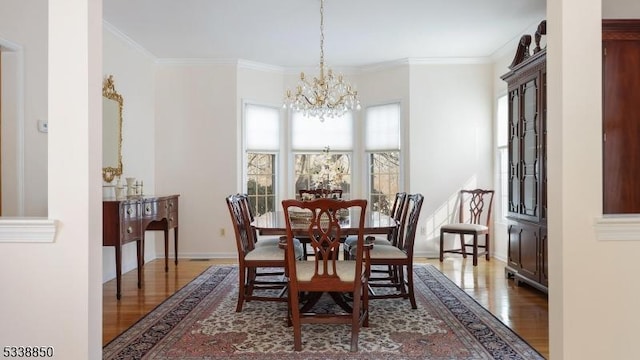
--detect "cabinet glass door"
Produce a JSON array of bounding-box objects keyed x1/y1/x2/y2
[
  {"x1": 508, "y1": 89, "x2": 520, "y2": 214},
  {"x1": 521, "y1": 79, "x2": 539, "y2": 219}
]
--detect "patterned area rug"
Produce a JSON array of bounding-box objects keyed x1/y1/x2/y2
[{"x1": 103, "y1": 265, "x2": 545, "y2": 359}]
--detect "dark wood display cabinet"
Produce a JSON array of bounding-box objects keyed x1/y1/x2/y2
[
  {"x1": 501, "y1": 21, "x2": 548, "y2": 293},
  {"x1": 602, "y1": 20, "x2": 640, "y2": 214}
]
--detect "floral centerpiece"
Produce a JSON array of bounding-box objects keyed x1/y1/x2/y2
[{"x1": 311, "y1": 146, "x2": 345, "y2": 193}]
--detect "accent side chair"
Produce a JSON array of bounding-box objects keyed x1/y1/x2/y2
[{"x1": 439, "y1": 189, "x2": 495, "y2": 266}]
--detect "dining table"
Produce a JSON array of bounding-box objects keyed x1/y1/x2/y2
[
  {"x1": 251, "y1": 207, "x2": 398, "y2": 313},
  {"x1": 251, "y1": 208, "x2": 398, "y2": 238}
]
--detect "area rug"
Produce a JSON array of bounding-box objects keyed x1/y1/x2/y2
[{"x1": 103, "y1": 265, "x2": 545, "y2": 360}]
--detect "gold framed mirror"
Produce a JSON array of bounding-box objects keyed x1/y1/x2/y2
[{"x1": 102, "y1": 75, "x2": 123, "y2": 183}]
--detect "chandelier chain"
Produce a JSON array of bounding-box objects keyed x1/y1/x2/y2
[{"x1": 320, "y1": 0, "x2": 325, "y2": 70}]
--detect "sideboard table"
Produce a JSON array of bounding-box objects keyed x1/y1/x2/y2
[{"x1": 103, "y1": 194, "x2": 179, "y2": 299}]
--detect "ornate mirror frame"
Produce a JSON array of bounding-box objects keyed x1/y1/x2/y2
[{"x1": 102, "y1": 75, "x2": 123, "y2": 183}]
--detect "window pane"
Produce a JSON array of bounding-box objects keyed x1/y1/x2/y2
[
  {"x1": 497, "y1": 95, "x2": 508, "y2": 148},
  {"x1": 369, "y1": 152, "x2": 400, "y2": 215},
  {"x1": 246, "y1": 104, "x2": 280, "y2": 151},
  {"x1": 291, "y1": 112, "x2": 353, "y2": 151},
  {"x1": 294, "y1": 152, "x2": 351, "y2": 199},
  {"x1": 246, "y1": 153, "x2": 276, "y2": 216}
]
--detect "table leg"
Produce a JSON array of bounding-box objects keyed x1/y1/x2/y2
[
  {"x1": 115, "y1": 243, "x2": 122, "y2": 300},
  {"x1": 136, "y1": 238, "x2": 144, "y2": 288},
  {"x1": 164, "y1": 228, "x2": 169, "y2": 272},
  {"x1": 174, "y1": 226, "x2": 179, "y2": 266}
]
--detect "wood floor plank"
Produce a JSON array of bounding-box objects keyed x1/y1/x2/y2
[{"x1": 102, "y1": 257, "x2": 549, "y2": 358}]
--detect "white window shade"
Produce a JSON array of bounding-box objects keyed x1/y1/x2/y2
[
  {"x1": 366, "y1": 103, "x2": 400, "y2": 151},
  {"x1": 245, "y1": 104, "x2": 280, "y2": 151},
  {"x1": 291, "y1": 112, "x2": 353, "y2": 151},
  {"x1": 497, "y1": 95, "x2": 508, "y2": 148}
]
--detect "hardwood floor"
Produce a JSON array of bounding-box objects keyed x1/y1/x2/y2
[{"x1": 102, "y1": 257, "x2": 549, "y2": 358}]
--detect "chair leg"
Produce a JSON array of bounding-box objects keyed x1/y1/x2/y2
[
  {"x1": 472, "y1": 234, "x2": 478, "y2": 266},
  {"x1": 246, "y1": 267, "x2": 256, "y2": 298},
  {"x1": 363, "y1": 279, "x2": 370, "y2": 328},
  {"x1": 439, "y1": 230, "x2": 444, "y2": 262},
  {"x1": 290, "y1": 290, "x2": 302, "y2": 351},
  {"x1": 397, "y1": 266, "x2": 407, "y2": 295},
  {"x1": 350, "y1": 285, "x2": 361, "y2": 352},
  {"x1": 407, "y1": 264, "x2": 417, "y2": 309},
  {"x1": 236, "y1": 266, "x2": 246, "y2": 312},
  {"x1": 459, "y1": 234, "x2": 467, "y2": 258},
  {"x1": 485, "y1": 234, "x2": 491, "y2": 260}
]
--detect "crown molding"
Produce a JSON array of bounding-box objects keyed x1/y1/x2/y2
[
  {"x1": 154, "y1": 58, "x2": 238, "y2": 66},
  {"x1": 490, "y1": 18, "x2": 546, "y2": 62},
  {"x1": 237, "y1": 60, "x2": 284, "y2": 73},
  {"x1": 408, "y1": 57, "x2": 493, "y2": 65},
  {"x1": 103, "y1": 21, "x2": 157, "y2": 60}
]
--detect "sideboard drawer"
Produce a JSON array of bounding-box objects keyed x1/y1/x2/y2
[
  {"x1": 122, "y1": 203, "x2": 140, "y2": 219},
  {"x1": 167, "y1": 211, "x2": 178, "y2": 229},
  {"x1": 122, "y1": 219, "x2": 142, "y2": 242},
  {"x1": 143, "y1": 200, "x2": 159, "y2": 218},
  {"x1": 167, "y1": 197, "x2": 178, "y2": 213}
]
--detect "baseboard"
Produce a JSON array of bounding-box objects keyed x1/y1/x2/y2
[{"x1": 159, "y1": 252, "x2": 237, "y2": 260}]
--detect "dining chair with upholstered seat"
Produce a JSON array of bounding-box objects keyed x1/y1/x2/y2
[
  {"x1": 281, "y1": 198, "x2": 372, "y2": 352},
  {"x1": 226, "y1": 194, "x2": 303, "y2": 312},
  {"x1": 439, "y1": 189, "x2": 495, "y2": 266},
  {"x1": 348, "y1": 193, "x2": 423, "y2": 309},
  {"x1": 343, "y1": 192, "x2": 407, "y2": 259},
  {"x1": 237, "y1": 193, "x2": 288, "y2": 248}
]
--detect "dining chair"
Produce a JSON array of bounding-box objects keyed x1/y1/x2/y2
[
  {"x1": 348, "y1": 193, "x2": 423, "y2": 308},
  {"x1": 226, "y1": 194, "x2": 303, "y2": 312},
  {"x1": 281, "y1": 198, "x2": 372, "y2": 352},
  {"x1": 298, "y1": 188, "x2": 343, "y2": 200},
  {"x1": 343, "y1": 192, "x2": 407, "y2": 259},
  {"x1": 237, "y1": 193, "x2": 287, "y2": 248},
  {"x1": 439, "y1": 189, "x2": 495, "y2": 266}
]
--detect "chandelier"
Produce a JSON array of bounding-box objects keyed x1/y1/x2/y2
[{"x1": 283, "y1": 0, "x2": 361, "y2": 122}]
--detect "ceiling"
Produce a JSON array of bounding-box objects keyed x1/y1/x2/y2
[{"x1": 103, "y1": 0, "x2": 546, "y2": 69}]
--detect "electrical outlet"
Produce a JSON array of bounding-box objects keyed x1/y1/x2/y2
[{"x1": 219, "y1": 228, "x2": 225, "y2": 237}]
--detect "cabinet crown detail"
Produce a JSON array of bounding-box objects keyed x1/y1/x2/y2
[{"x1": 509, "y1": 20, "x2": 547, "y2": 69}]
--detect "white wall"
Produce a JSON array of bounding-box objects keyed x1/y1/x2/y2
[
  {"x1": 0, "y1": 0, "x2": 48, "y2": 216},
  {"x1": 154, "y1": 63, "x2": 238, "y2": 258},
  {"x1": 0, "y1": 0, "x2": 102, "y2": 358},
  {"x1": 1, "y1": 50, "x2": 20, "y2": 215},
  {"x1": 101, "y1": 26, "x2": 158, "y2": 282},
  {"x1": 548, "y1": 0, "x2": 640, "y2": 358},
  {"x1": 409, "y1": 63, "x2": 495, "y2": 257}
]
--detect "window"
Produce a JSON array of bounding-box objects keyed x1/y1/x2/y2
[
  {"x1": 291, "y1": 112, "x2": 353, "y2": 199},
  {"x1": 496, "y1": 95, "x2": 509, "y2": 219},
  {"x1": 243, "y1": 103, "x2": 403, "y2": 212},
  {"x1": 244, "y1": 104, "x2": 280, "y2": 216},
  {"x1": 365, "y1": 103, "x2": 401, "y2": 215}
]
